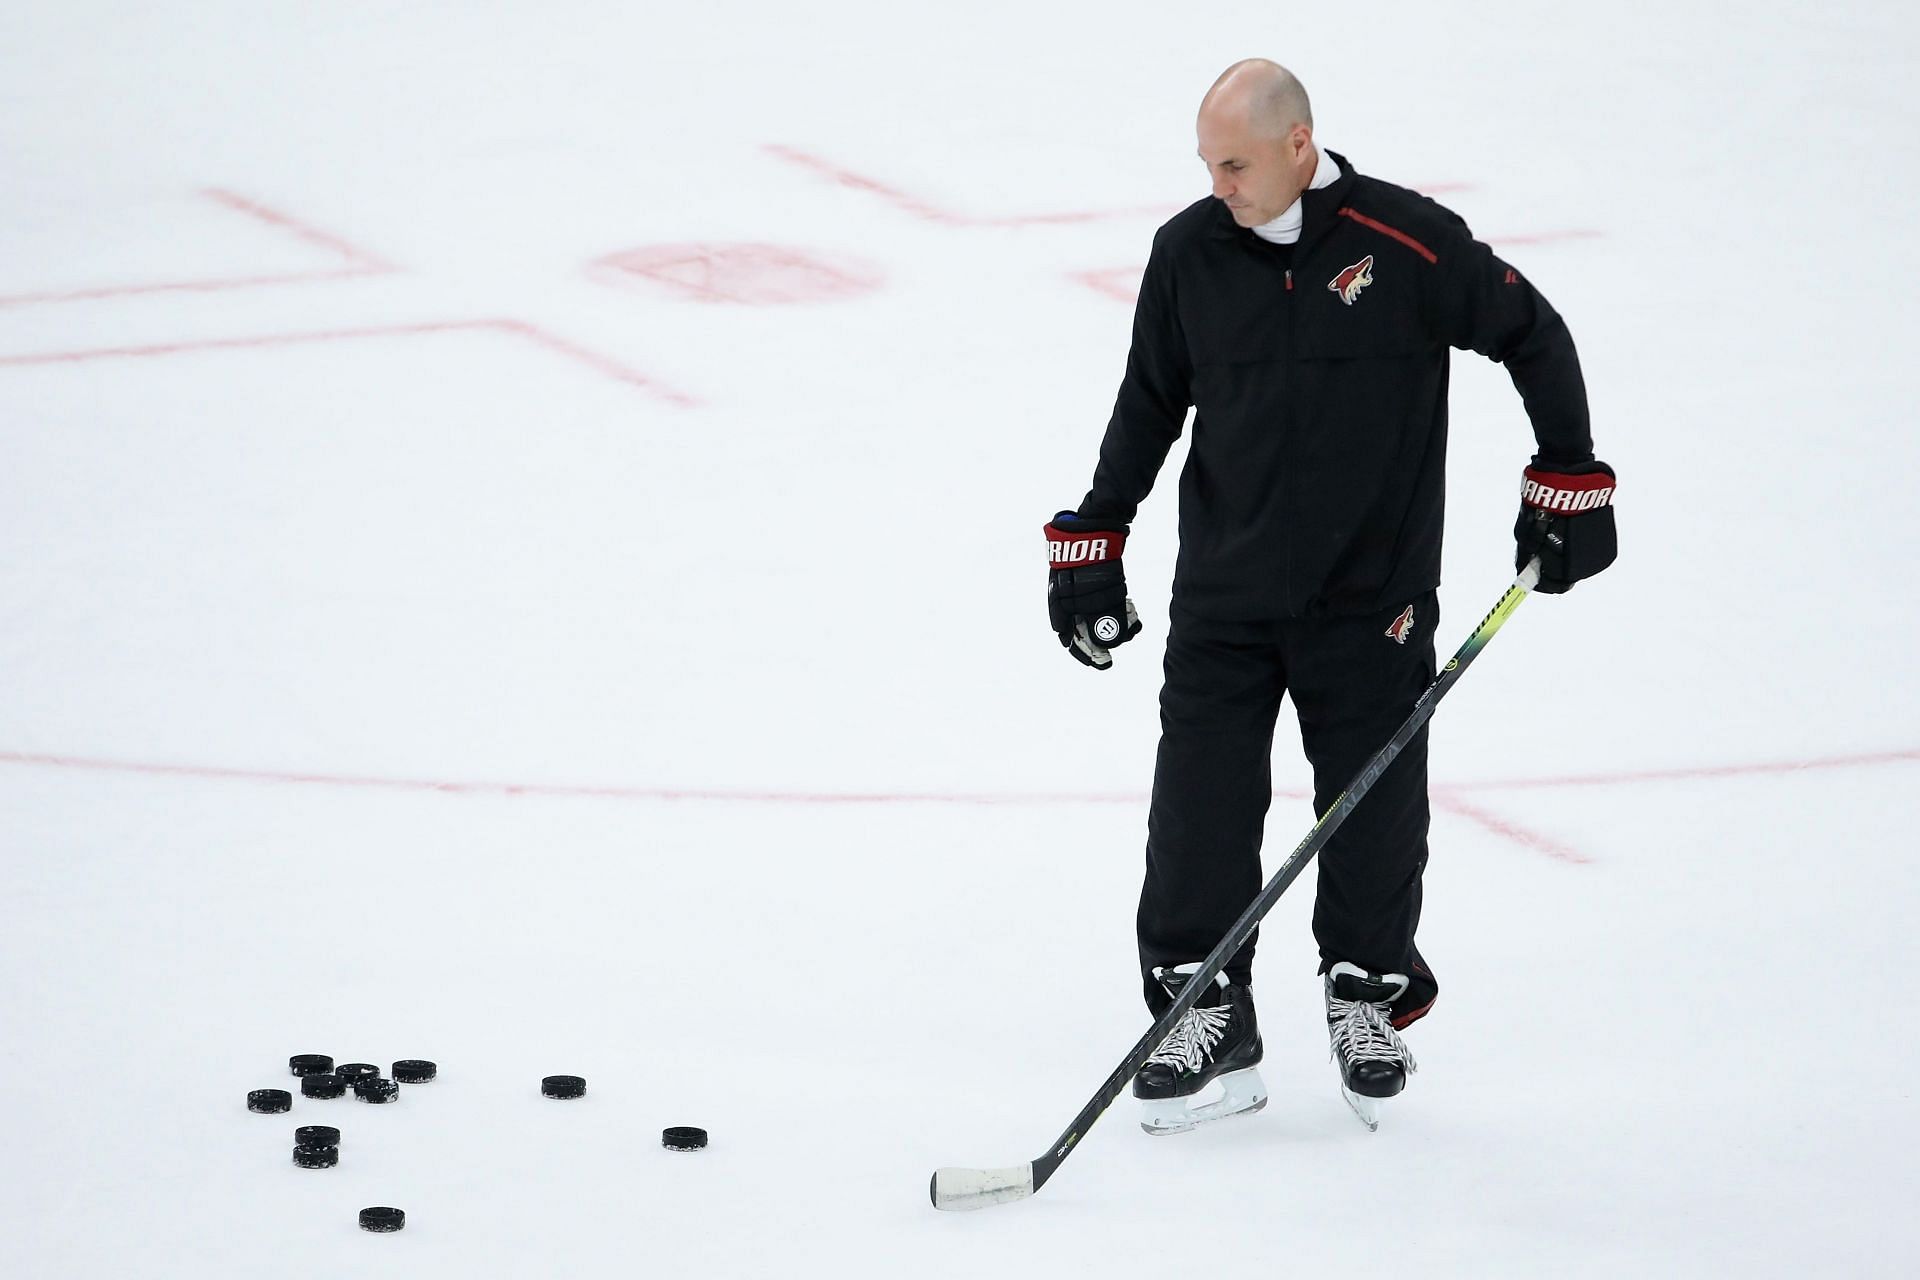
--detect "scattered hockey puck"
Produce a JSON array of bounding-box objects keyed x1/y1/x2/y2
[
  {"x1": 301, "y1": 1074, "x2": 346, "y2": 1099},
  {"x1": 292, "y1": 1145, "x2": 338, "y2": 1169},
  {"x1": 335, "y1": 1063, "x2": 380, "y2": 1084},
  {"x1": 358, "y1": 1206, "x2": 405, "y2": 1233},
  {"x1": 541, "y1": 1075, "x2": 586, "y2": 1099},
  {"x1": 661, "y1": 1126, "x2": 708, "y2": 1151},
  {"x1": 289, "y1": 1054, "x2": 334, "y2": 1077},
  {"x1": 392, "y1": 1059, "x2": 436, "y2": 1083},
  {"x1": 353, "y1": 1077, "x2": 399, "y2": 1104},
  {"x1": 247, "y1": 1089, "x2": 292, "y2": 1114},
  {"x1": 295, "y1": 1125, "x2": 340, "y2": 1149}
]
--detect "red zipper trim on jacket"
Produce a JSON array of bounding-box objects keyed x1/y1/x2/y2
[{"x1": 1336, "y1": 207, "x2": 1439, "y2": 264}]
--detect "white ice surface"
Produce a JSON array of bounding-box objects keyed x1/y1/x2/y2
[{"x1": 2, "y1": 2, "x2": 1917, "y2": 1276}]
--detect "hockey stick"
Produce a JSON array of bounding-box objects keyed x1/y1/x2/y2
[{"x1": 930, "y1": 559, "x2": 1543, "y2": 1211}]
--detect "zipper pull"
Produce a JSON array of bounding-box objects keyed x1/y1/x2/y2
[{"x1": 1285, "y1": 269, "x2": 1294, "y2": 292}]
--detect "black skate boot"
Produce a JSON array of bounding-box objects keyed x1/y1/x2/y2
[
  {"x1": 1325, "y1": 961, "x2": 1419, "y2": 1131},
  {"x1": 1132, "y1": 964, "x2": 1266, "y2": 1135}
]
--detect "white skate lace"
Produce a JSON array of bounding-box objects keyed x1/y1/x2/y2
[
  {"x1": 1146, "y1": 1003, "x2": 1235, "y2": 1072},
  {"x1": 1327, "y1": 996, "x2": 1417, "y2": 1073}
]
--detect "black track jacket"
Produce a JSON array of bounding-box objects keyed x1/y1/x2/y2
[{"x1": 1078, "y1": 151, "x2": 1592, "y2": 620}]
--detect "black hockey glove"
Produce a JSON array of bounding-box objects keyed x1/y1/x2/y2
[
  {"x1": 1515, "y1": 458, "x2": 1617, "y2": 594},
  {"x1": 1044, "y1": 512, "x2": 1142, "y2": 670}
]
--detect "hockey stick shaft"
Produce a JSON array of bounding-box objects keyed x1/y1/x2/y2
[{"x1": 931, "y1": 562, "x2": 1541, "y2": 1211}]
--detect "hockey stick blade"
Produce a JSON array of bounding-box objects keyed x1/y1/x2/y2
[
  {"x1": 929, "y1": 1164, "x2": 1034, "y2": 1211},
  {"x1": 929, "y1": 560, "x2": 1542, "y2": 1211}
]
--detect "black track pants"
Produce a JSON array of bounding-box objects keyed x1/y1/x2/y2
[{"x1": 1136, "y1": 592, "x2": 1440, "y2": 1023}]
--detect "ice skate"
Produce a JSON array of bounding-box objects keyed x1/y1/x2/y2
[
  {"x1": 1133, "y1": 964, "x2": 1266, "y2": 1135},
  {"x1": 1325, "y1": 961, "x2": 1418, "y2": 1132}
]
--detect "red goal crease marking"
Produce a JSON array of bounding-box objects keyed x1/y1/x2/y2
[
  {"x1": 0, "y1": 319, "x2": 699, "y2": 407},
  {"x1": 0, "y1": 189, "x2": 396, "y2": 308}
]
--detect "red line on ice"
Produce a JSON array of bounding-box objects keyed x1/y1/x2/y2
[
  {"x1": 490, "y1": 320, "x2": 702, "y2": 406},
  {"x1": 767, "y1": 144, "x2": 1474, "y2": 228},
  {"x1": 767, "y1": 145, "x2": 1180, "y2": 227},
  {"x1": 764, "y1": 144, "x2": 961, "y2": 224},
  {"x1": 0, "y1": 751, "x2": 1150, "y2": 806},
  {"x1": 1446, "y1": 748, "x2": 1920, "y2": 791},
  {"x1": 1429, "y1": 792, "x2": 1592, "y2": 866},
  {"x1": 5, "y1": 747, "x2": 1913, "y2": 869},
  {"x1": 0, "y1": 189, "x2": 395, "y2": 308},
  {"x1": 0, "y1": 268, "x2": 389, "y2": 307},
  {"x1": 0, "y1": 748, "x2": 1909, "y2": 808},
  {"x1": 197, "y1": 188, "x2": 393, "y2": 269},
  {"x1": 1070, "y1": 268, "x2": 1143, "y2": 303},
  {"x1": 0, "y1": 319, "x2": 699, "y2": 406}
]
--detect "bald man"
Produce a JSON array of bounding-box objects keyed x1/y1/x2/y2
[{"x1": 1043, "y1": 60, "x2": 1616, "y2": 1132}]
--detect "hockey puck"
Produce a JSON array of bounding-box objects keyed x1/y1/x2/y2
[
  {"x1": 392, "y1": 1059, "x2": 436, "y2": 1084},
  {"x1": 540, "y1": 1075, "x2": 586, "y2": 1099},
  {"x1": 353, "y1": 1077, "x2": 399, "y2": 1104},
  {"x1": 300, "y1": 1074, "x2": 346, "y2": 1099},
  {"x1": 661, "y1": 1126, "x2": 708, "y2": 1151},
  {"x1": 358, "y1": 1206, "x2": 405, "y2": 1233},
  {"x1": 292, "y1": 1145, "x2": 338, "y2": 1169},
  {"x1": 295, "y1": 1125, "x2": 340, "y2": 1149},
  {"x1": 334, "y1": 1063, "x2": 380, "y2": 1084},
  {"x1": 289, "y1": 1054, "x2": 334, "y2": 1077},
  {"x1": 247, "y1": 1089, "x2": 292, "y2": 1114}
]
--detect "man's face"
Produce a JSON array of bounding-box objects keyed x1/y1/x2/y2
[{"x1": 1197, "y1": 117, "x2": 1313, "y2": 227}]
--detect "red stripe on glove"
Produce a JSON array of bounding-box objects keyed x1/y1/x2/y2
[
  {"x1": 1520, "y1": 466, "x2": 1615, "y2": 514},
  {"x1": 1044, "y1": 522, "x2": 1126, "y2": 567}
]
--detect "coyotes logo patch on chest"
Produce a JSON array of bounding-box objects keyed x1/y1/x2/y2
[
  {"x1": 1385, "y1": 603, "x2": 1415, "y2": 645},
  {"x1": 1330, "y1": 254, "x2": 1375, "y2": 305}
]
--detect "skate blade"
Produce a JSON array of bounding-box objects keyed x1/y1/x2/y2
[
  {"x1": 1139, "y1": 1068, "x2": 1268, "y2": 1136},
  {"x1": 1340, "y1": 1084, "x2": 1384, "y2": 1132}
]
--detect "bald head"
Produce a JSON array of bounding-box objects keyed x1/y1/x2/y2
[
  {"x1": 1199, "y1": 59, "x2": 1313, "y2": 139},
  {"x1": 1196, "y1": 60, "x2": 1321, "y2": 228}
]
